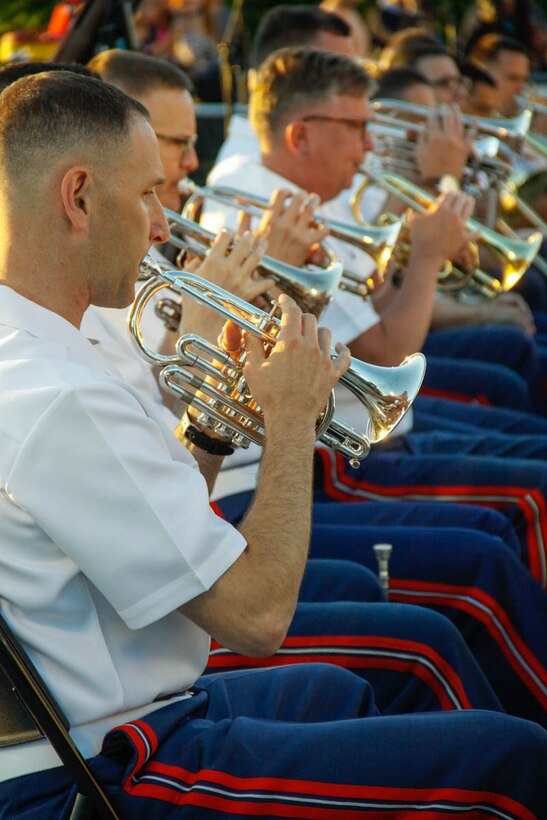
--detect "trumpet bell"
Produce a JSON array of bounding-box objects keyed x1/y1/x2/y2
[
  {"x1": 327, "y1": 217, "x2": 402, "y2": 280},
  {"x1": 344, "y1": 352, "x2": 426, "y2": 445}
]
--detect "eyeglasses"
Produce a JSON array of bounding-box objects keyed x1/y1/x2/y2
[
  {"x1": 155, "y1": 132, "x2": 198, "y2": 158},
  {"x1": 301, "y1": 115, "x2": 369, "y2": 139},
  {"x1": 430, "y1": 76, "x2": 466, "y2": 92}
]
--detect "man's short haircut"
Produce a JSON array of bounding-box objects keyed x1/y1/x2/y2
[
  {"x1": 250, "y1": 46, "x2": 369, "y2": 139},
  {"x1": 373, "y1": 67, "x2": 431, "y2": 100},
  {"x1": 468, "y1": 34, "x2": 529, "y2": 67},
  {"x1": 0, "y1": 61, "x2": 94, "y2": 93},
  {"x1": 460, "y1": 61, "x2": 497, "y2": 89},
  {"x1": 0, "y1": 71, "x2": 148, "y2": 187},
  {"x1": 87, "y1": 49, "x2": 193, "y2": 98},
  {"x1": 380, "y1": 28, "x2": 447, "y2": 72},
  {"x1": 250, "y1": 5, "x2": 351, "y2": 68}
]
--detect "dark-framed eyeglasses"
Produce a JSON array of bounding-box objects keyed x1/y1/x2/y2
[
  {"x1": 430, "y1": 76, "x2": 466, "y2": 92},
  {"x1": 155, "y1": 132, "x2": 198, "y2": 158}
]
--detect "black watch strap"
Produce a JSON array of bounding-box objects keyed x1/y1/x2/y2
[{"x1": 183, "y1": 424, "x2": 234, "y2": 456}]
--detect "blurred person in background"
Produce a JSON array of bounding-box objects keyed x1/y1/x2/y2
[
  {"x1": 320, "y1": 0, "x2": 371, "y2": 56},
  {"x1": 88, "y1": 48, "x2": 198, "y2": 213},
  {"x1": 462, "y1": 0, "x2": 547, "y2": 72},
  {"x1": 379, "y1": 29, "x2": 466, "y2": 105},
  {"x1": 459, "y1": 59, "x2": 499, "y2": 117},
  {"x1": 467, "y1": 33, "x2": 530, "y2": 118}
]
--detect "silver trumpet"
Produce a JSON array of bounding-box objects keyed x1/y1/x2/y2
[
  {"x1": 163, "y1": 208, "x2": 343, "y2": 319},
  {"x1": 181, "y1": 182, "x2": 403, "y2": 298},
  {"x1": 370, "y1": 98, "x2": 534, "y2": 152},
  {"x1": 130, "y1": 256, "x2": 426, "y2": 468},
  {"x1": 352, "y1": 168, "x2": 543, "y2": 298}
]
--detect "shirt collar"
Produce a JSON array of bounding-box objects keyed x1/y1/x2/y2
[
  {"x1": 228, "y1": 114, "x2": 253, "y2": 140},
  {"x1": 0, "y1": 285, "x2": 112, "y2": 373}
]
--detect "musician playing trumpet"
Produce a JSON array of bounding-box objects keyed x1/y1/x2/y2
[
  {"x1": 80, "y1": 50, "x2": 541, "y2": 720},
  {"x1": 3, "y1": 70, "x2": 546, "y2": 817}
]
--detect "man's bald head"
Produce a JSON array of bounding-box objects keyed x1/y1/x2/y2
[{"x1": 0, "y1": 71, "x2": 148, "y2": 203}]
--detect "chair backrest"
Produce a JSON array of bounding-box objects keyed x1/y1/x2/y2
[
  {"x1": 0, "y1": 610, "x2": 118, "y2": 819},
  {"x1": 0, "y1": 665, "x2": 42, "y2": 746}
]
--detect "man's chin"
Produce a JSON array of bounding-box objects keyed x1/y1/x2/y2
[{"x1": 92, "y1": 286, "x2": 136, "y2": 311}]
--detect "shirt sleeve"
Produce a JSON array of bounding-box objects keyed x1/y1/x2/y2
[{"x1": 6, "y1": 381, "x2": 247, "y2": 630}]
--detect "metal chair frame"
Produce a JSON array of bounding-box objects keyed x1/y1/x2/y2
[{"x1": 0, "y1": 611, "x2": 118, "y2": 819}]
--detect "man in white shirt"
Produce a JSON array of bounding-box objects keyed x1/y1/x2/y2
[
  {"x1": 209, "y1": 5, "x2": 546, "y2": 409},
  {"x1": 204, "y1": 47, "x2": 547, "y2": 556},
  {"x1": 78, "y1": 49, "x2": 520, "y2": 721},
  {"x1": 0, "y1": 68, "x2": 545, "y2": 818},
  {"x1": 215, "y1": 4, "x2": 355, "y2": 169},
  {"x1": 203, "y1": 45, "x2": 547, "y2": 725}
]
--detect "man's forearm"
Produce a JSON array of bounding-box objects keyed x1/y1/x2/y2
[
  {"x1": 385, "y1": 249, "x2": 442, "y2": 347},
  {"x1": 351, "y1": 251, "x2": 440, "y2": 366},
  {"x1": 180, "y1": 418, "x2": 316, "y2": 658},
  {"x1": 240, "y1": 420, "x2": 316, "y2": 605},
  {"x1": 430, "y1": 294, "x2": 486, "y2": 330}
]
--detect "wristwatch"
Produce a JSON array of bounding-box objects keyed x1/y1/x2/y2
[{"x1": 181, "y1": 413, "x2": 234, "y2": 456}]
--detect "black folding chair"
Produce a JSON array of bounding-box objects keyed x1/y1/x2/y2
[{"x1": 0, "y1": 611, "x2": 118, "y2": 819}]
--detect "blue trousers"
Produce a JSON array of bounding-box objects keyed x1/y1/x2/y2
[
  {"x1": 3, "y1": 665, "x2": 545, "y2": 819},
  {"x1": 423, "y1": 324, "x2": 545, "y2": 412},
  {"x1": 299, "y1": 558, "x2": 384, "y2": 603},
  {"x1": 423, "y1": 353, "x2": 535, "y2": 411},
  {"x1": 414, "y1": 395, "x2": 547, "y2": 434},
  {"x1": 315, "y1": 441, "x2": 547, "y2": 588},
  {"x1": 207, "y1": 561, "x2": 502, "y2": 715},
  {"x1": 216, "y1": 492, "x2": 547, "y2": 726}
]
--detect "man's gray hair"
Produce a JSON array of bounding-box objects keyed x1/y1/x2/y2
[{"x1": 250, "y1": 47, "x2": 369, "y2": 139}]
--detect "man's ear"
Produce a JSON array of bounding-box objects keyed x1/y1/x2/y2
[
  {"x1": 285, "y1": 121, "x2": 310, "y2": 156},
  {"x1": 60, "y1": 167, "x2": 93, "y2": 232}
]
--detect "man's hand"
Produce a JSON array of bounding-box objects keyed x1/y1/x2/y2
[
  {"x1": 252, "y1": 189, "x2": 329, "y2": 268},
  {"x1": 182, "y1": 230, "x2": 274, "y2": 343},
  {"x1": 408, "y1": 191, "x2": 478, "y2": 273},
  {"x1": 415, "y1": 105, "x2": 475, "y2": 184},
  {"x1": 186, "y1": 229, "x2": 273, "y2": 302},
  {"x1": 241, "y1": 294, "x2": 351, "y2": 433}
]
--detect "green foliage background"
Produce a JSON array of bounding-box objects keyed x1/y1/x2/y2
[
  {"x1": 0, "y1": 0, "x2": 476, "y2": 41},
  {"x1": 0, "y1": 0, "x2": 56, "y2": 36}
]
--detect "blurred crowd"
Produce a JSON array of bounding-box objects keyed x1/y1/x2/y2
[{"x1": 130, "y1": 0, "x2": 547, "y2": 103}]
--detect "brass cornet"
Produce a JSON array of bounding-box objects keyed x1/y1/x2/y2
[
  {"x1": 352, "y1": 169, "x2": 542, "y2": 299},
  {"x1": 181, "y1": 182, "x2": 403, "y2": 299},
  {"x1": 130, "y1": 256, "x2": 426, "y2": 468}
]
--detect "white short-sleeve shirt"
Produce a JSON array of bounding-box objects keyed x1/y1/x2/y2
[
  {"x1": 0, "y1": 286, "x2": 246, "y2": 767},
  {"x1": 212, "y1": 113, "x2": 260, "y2": 167}
]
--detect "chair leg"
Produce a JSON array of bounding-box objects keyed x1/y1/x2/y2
[{"x1": 68, "y1": 792, "x2": 96, "y2": 820}]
